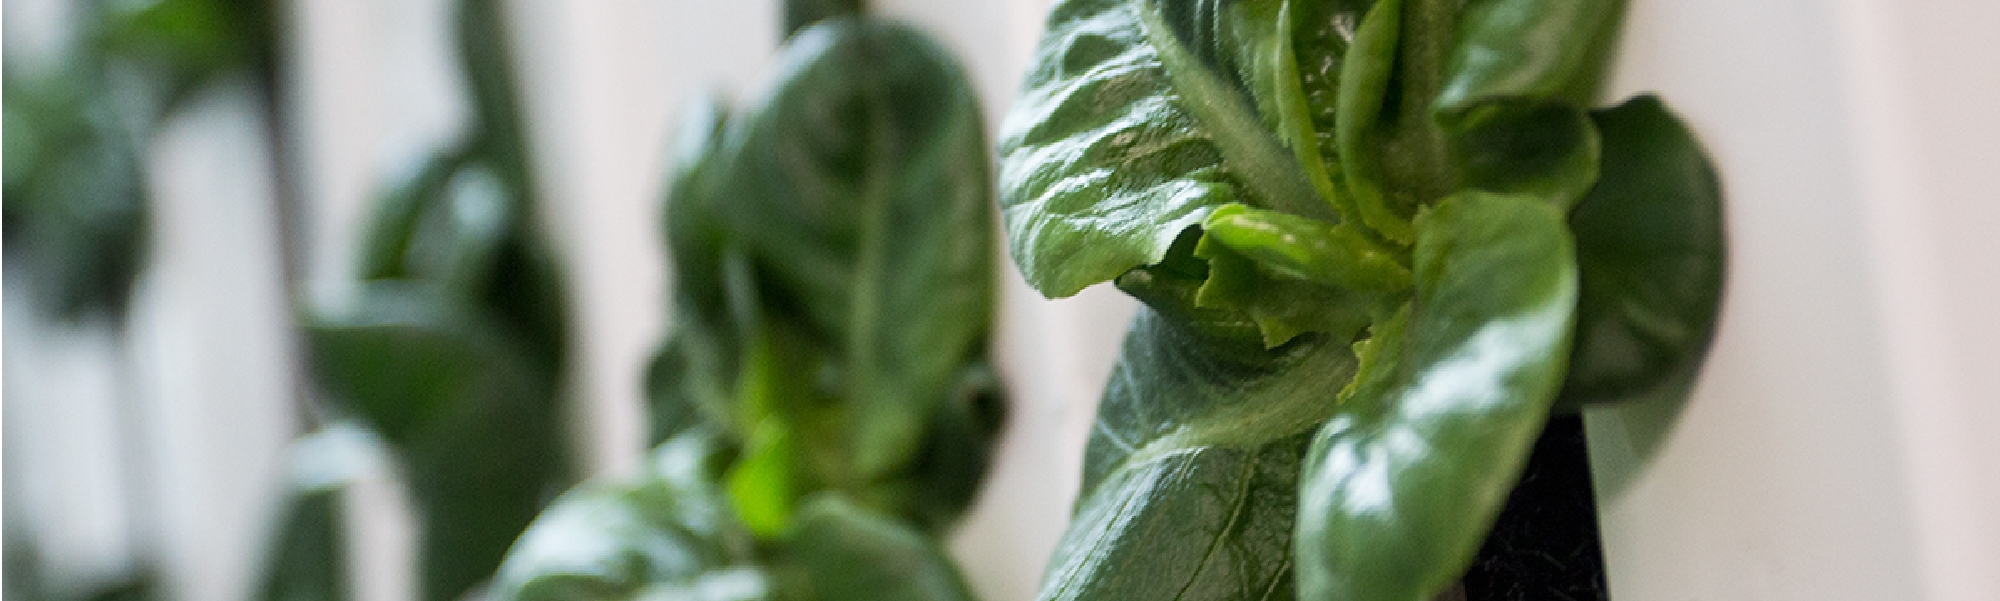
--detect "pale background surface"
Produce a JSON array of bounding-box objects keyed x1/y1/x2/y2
[{"x1": 3, "y1": 1, "x2": 1995, "y2": 600}]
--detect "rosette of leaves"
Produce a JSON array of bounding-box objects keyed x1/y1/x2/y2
[
  {"x1": 288, "y1": 1, "x2": 573, "y2": 600},
  {"x1": 998, "y1": 1, "x2": 1724, "y2": 601},
  {"x1": 488, "y1": 14, "x2": 1002, "y2": 601}
]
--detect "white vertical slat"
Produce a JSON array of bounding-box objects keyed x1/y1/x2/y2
[
  {"x1": 1836, "y1": 2, "x2": 2000, "y2": 598},
  {"x1": 131, "y1": 83, "x2": 299, "y2": 601}
]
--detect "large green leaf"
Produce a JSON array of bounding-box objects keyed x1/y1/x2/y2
[
  {"x1": 998, "y1": 0, "x2": 1373, "y2": 299},
  {"x1": 1036, "y1": 308, "x2": 1357, "y2": 601},
  {"x1": 491, "y1": 432, "x2": 769, "y2": 601},
  {"x1": 705, "y1": 18, "x2": 996, "y2": 491},
  {"x1": 1295, "y1": 191, "x2": 1577, "y2": 601},
  {"x1": 1556, "y1": 95, "x2": 1725, "y2": 410}
]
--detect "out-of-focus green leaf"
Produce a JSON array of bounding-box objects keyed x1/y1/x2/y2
[
  {"x1": 512, "y1": 11, "x2": 1000, "y2": 601},
  {"x1": 492, "y1": 431, "x2": 768, "y2": 601},
  {"x1": 1556, "y1": 95, "x2": 1725, "y2": 411},
  {"x1": 715, "y1": 18, "x2": 995, "y2": 479},
  {"x1": 1296, "y1": 192, "x2": 1577, "y2": 601},
  {"x1": 778, "y1": 496, "x2": 977, "y2": 601},
  {"x1": 254, "y1": 424, "x2": 387, "y2": 601},
  {"x1": 784, "y1": 0, "x2": 866, "y2": 39},
  {"x1": 683, "y1": 18, "x2": 999, "y2": 524},
  {"x1": 2, "y1": 72, "x2": 149, "y2": 322},
  {"x1": 304, "y1": 2, "x2": 572, "y2": 593},
  {"x1": 649, "y1": 100, "x2": 748, "y2": 444},
  {"x1": 98, "y1": 0, "x2": 277, "y2": 108}
]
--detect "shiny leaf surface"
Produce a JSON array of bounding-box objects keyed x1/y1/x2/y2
[
  {"x1": 1001, "y1": 1, "x2": 1720, "y2": 600},
  {"x1": 1296, "y1": 192, "x2": 1577, "y2": 601}
]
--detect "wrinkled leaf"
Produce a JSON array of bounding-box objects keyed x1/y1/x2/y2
[
  {"x1": 1037, "y1": 308, "x2": 1357, "y2": 601},
  {"x1": 1296, "y1": 191, "x2": 1577, "y2": 601},
  {"x1": 1556, "y1": 95, "x2": 1724, "y2": 410},
  {"x1": 998, "y1": 0, "x2": 1360, "y2": 300}
]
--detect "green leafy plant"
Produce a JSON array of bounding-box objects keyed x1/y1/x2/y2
[
  {"x1": 276, "y1": 0, "x2": 575, "y2": 600},
  {"x1": 997, "y1": 1, "x2": 1724, "y2": 600},
  {"x1": 489, "y1": 12, "x2": 1004, "y2": 601}
]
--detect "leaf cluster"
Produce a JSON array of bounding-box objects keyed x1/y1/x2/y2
[
  {"x1": 491, "y1": 16, "x2": 1004, "y2": 601},
  {"x1": 997, "y1": 1, "x2": 1725, "y2": 600}
]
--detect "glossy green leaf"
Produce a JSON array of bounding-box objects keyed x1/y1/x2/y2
[
  {"x1": 1295, "y1": 191, "x2": 1578, "y2": 601},
  {"x1": 998, "y1": 0, "x2": 1372, "y2": 299},
  {"x1": 1036, "y1": 308, "x2": 1357, "y2": 601},
  {"x1": 1556, "y1": 95, "x2": 1725, "y2": 410},
  {"x1": 1433, "y1": 0, "x2": 1625, "y2": 207},
  {"x1": 492, "y1": 431, "x2": 768, "y2": 601},
  {"x1": 707, "y1": 18, "x2": 996, "y2": 485},
  {"x1": 1434, "y1": 0, "x2": 1626, "y2": 111},
  {"x1": 1201, "y1": 204, "x2": 1409, "y2": 293}
]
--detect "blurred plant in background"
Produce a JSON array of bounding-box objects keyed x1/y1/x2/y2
[
  {"x1": 490, "y1": 2, "x2": 1008, "y2": 600},
  {"x1": 280, "y1": 0, "x2": 574, "y2": 599},
  {"x1": 5, "y1": 0, "x2": 280, "y2": 599}
]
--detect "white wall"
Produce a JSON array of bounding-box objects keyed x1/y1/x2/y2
[{"x1": 1587, "y1": 1, "x2": 2000, "y2": 600}]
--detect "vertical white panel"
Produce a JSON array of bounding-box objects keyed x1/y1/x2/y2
[
  {"x1": 0, "y1": 309, "x2": 140, "y2": 597},
  {"x1": 1588, "y1": 0, "x2": 2000, "y2": 599},
  {"x1": 1836, "y1": 0, "x2": 2000, "y2": 599},
  {"x1": 132, "y1": 83, "x2": 299, "y2": 601}
]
